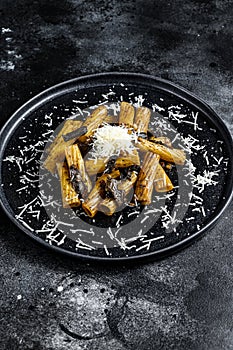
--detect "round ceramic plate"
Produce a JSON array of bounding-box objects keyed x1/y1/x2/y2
[{"x1": 0, "y1": 72, "x2": 232, "y2": 262}]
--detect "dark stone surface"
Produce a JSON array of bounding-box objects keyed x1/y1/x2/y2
[{"x1": 0, "y1": 1, "x2": 232, "y2": 349}]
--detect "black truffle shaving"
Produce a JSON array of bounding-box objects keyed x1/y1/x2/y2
[
  {"x1": 128, "y1": 164, "x2": 141, "y2": 174},
  {"x1": 78, "y1": 142, "x2": 93, "y2": 157},
  {"x1": 62, "y1": 126, "x2": 87, "y2": 142},
  {"x1": 99, "y1": 177, "x2": 125, "y2": 205},
  {"x1": 147, "y1": 130, "x2": 154, "y2": 138},
  {"x1": 119, "y1": 165, "x2": 140, "y2": 180},
  {"x1": 120, "y1": 168, "x2": 129, "y2": 180},
  {"x1": 99, "y1": 179, "x2": 107, "y2": 199},
  {"x1": 69, "y1": 165, "x2": 88, "y2": 197},
  {"x1": 137, "y1": 132, "x2": 147, "y2": 139},
  {"x1": 150, "y1": 140, "x2": 164, "y2": 146},
  {"x1": 105, "y1": 178, "x2": 125, "y2": 204},
  {"x1": 103, "y1": 156, "x2": 117, "y2": 174}
]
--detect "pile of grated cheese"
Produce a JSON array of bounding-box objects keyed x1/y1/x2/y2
[{"x1": 89, "y1": 123, "x2": 137, "y2": 159}]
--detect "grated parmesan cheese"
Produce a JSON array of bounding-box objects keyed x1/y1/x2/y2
[{"x1": 90, "y1": 123, "x2": 136, "y2": 159}]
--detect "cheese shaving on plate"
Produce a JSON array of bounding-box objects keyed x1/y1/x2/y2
[{"x1": 90, "y1": 123, "x2": 136, "y2": 159}]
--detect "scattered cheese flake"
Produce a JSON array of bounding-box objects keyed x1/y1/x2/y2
[
  {"x1": 104, "y1": 245, "x2": 110, "y2": 255},
  {"x1": 1, "y1": 27, "x2": 12, "y2": 33},
  {"x1": 152, "y1": 103, "x2": 165, "y2": 112},
  {"x1": 134, "y1": 95, "x2": 145, "y2": 107},
  {"x1": 193, "y1": 170, "x2": 219, "y2": 193}
]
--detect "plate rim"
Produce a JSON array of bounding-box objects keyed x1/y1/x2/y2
[{"x1": 0, "y1": 71, "x2": 233, "y2": 263}]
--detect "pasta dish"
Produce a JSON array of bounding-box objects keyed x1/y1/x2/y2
[{"x1": 44, "y1": 102, "x2": 186, "y2": 218}]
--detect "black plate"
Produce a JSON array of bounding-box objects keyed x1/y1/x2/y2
[{"x1": 0, "y1": 72, "x2": 232, "y2": 263}]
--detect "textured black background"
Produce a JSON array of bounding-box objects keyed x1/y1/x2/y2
[{"x1": 0, "y1": 1, "x2": 233, "y2": 349}]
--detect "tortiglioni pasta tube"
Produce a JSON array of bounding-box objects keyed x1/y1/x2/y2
[
  {"x1": 79, "y1": 105, "x2": 108, "y2": 142},
  {"x1": 99, "y1": 171, "x2": 138, "y2": 215},
  {"x1": 119, "y1": 102, "x2": 134, "y2": 126},
  {"x1": 154, "y1": 164, "x2": 174, "y2": 192},
  {"x1": 82, "y1": 170, "x2": 120, "y2": 217},
  {"x1": 44, "y1": 120, "x2": 82, "y2": 174},
  {"x1": 137, "y1": 137, "x2": 186, "y2": 165},
  {"x1": 56, "y1": 162, "x2": 81, "y2": 208},
  {"x1": 65, "y1": 144, "x2": 92, "y2": 195},
  {"x1": 85, "y1": 150, "x2": 140, "y2": 176},
  {"x1": 134, "y1": 106, "x2": 151, "y2": 134},
  {"x1": 135, "y1": 152, "x2": 160, "y2": 205}
]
